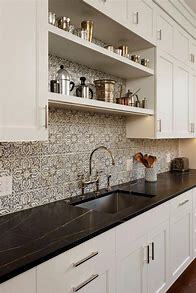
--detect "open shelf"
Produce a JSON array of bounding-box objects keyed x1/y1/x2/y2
[
  {"x1": 48, "y1": 25, "x2": 154, "y2": 80},
  {"x1": 48, "y1": 92, "x2": 154, "y2": 116},
  {"x1": 49, "y1": 0, "x2": 155, "y2": 51}
]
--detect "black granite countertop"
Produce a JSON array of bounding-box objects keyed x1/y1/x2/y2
[{"x1": 1, "y1": 170, "x2": 196, "y2": 284}]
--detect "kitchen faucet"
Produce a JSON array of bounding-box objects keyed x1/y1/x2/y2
[{"x1": 80, "y1": 146, "x2": 115, "y2": 196}]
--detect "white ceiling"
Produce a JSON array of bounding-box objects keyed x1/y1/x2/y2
[{"x1": 184, "y1": 0, "x2": 196, "y2": 14}]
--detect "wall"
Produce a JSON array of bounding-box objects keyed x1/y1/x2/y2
[{"x1": 0, "y1": 55, "x2": 180, "y2": 216}]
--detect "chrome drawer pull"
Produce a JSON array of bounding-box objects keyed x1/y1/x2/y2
[
  {"x1": 178, "y1": 199, "x2": 189, "y2": 207},
  {"x1": 73, "y1": 252, "x2": 98, "y2": 267},
  {"x1": 72, "y1": 274, "x2": 99, "y2": 292}
]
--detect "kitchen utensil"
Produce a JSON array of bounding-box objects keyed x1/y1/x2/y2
[
  {"x1": 141, "y1": 58, "x2": 150, "y2": 67},
  {"x1": 56, "y1": 65, "x2": 75, "y2": 95},
  {"x1": 171, "y1": 157, "x2": 189, "y2": 172},
  {"x1": 117, "y1": 89, "x2": 134, "y2": 106},
  {"x1": 114, "y1": 49, "x2": 122, "y2": 56},
  {"x1": 118, "y1": 45, "x2": 129, "y2": 57},
  {"x1": 50, "y1": 80, "x2": 60, "y2": 93},
  {"x1": 68, "y1": 25, "x2": 75, "y2": 34},
  {"x1": 76, "y1": 77, "x2": 93, "y2": 99},
  {"x1": 48, "y1": 12, "x2": 56, "y2": 26},
  {"x1": 131, "y1": 55, "x2": 140, "y2": 63},
  {"x1": 58, "y1": 17, "x2": 70, "y2": 31},
  {"x1": 104, "y1": 45, "x2": 114, "y2": 52},
  {"x1": 134, "y1": 152, "x2": 143, "y2": 163},
  {"x1": 81, "y1": 20, "x2": 94, "y2": 42},
  {"x1": 94, "y1": 79, "x2": 116, "y2": 103}
]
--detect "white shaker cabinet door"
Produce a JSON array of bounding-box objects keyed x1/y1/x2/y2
[
  {"x1": 174, "y1": 26, "x2": 190, "y2": 65},
  {"x1": 156, "y1": 51, "x2": 174, "y2": 138},
  {"x1": 170, "y1": 191, "x2": 193, "y2": 282},
  {"x1": 127, "y1": 0, "x2": 155, "y2": 43},
  {"x1": 0, "y1": 269, "x2": 36, "y2": 293},
  {"x1": 147, "y1": 221, "x2": 169, "y2": 293},
  {"x1": 0, "y1": 0, "x2": 48, "y2": 142},
  {"x1": 156, "y1": 7, "x2": 174, "y2": 55},
  {"x1": 173, "y1": 62, "x2": 189, "y2": 138},
  {"x1": 116, "y1": 235, "x2": 148, "y2": 293}
]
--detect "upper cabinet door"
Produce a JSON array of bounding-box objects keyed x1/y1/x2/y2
[
  {"x1": 174, "y1": 26, "x2": 190, "y2": 65},
  {"x1": 173, "y1": 62, "x2": 189, "y2": 138},
  {"x1": 127, "y1": 0, "x2": 155, "y2": 43},
  {"x1": 0, "y1": 0, "x2": 48, "y2": 142},
  {"x1": 156, "y1": 50, "x2": 174, "y2": 138},
  {"x1": 156, "y1": 7, "x2": 174, "y2": 56},
  {"x1": 189, "y1": 40, "x2": 196, "y2": 71}
]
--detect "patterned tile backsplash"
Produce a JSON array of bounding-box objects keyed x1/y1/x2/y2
[{"x1": 0, "y1": 55, "x2": 180, "y2": 216}]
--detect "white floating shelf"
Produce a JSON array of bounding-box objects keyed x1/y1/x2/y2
[
  {"x1": 48, "y1": 25, "x2": 154, "y2": 80},
  {"x1": 48, "y1": 92, "x2": 154, "y2": 116}
]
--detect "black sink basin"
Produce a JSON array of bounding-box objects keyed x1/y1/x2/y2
[{"x1": 75, "y1": 190, "x2": 134, "y2": 214}]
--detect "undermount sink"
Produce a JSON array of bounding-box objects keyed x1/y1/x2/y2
[{"x1": 75, "y1": 190, "x2": 134, "y2": 214}]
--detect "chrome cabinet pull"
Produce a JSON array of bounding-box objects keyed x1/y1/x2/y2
[
  {"x1": 72, "y1": 274, "x2": 99, "y2": 292},
  {"x1": 190, "y1": 122, "x2": 195, "y2": 133},
  {"x1": 44, "y1": 105, "x2": 48, "y2": 129},
  {"x1": 134, "y1": 12, "x2": 139, "y2": 24},
  {"x1": 151, "y1": 242, "x2": 155, "y2": 260},
  {"x1": 144, "y1": 245, "x2": 150, "y2": 263},
  {"x1": 157, "y1": 119, "x2": 161, "y2": 132},
  {"x1": 157, "y1": 29, "x2": 162, "y2": 40},
  {"x1": 178, "y1": 199, "x2": 189, "y2": 207},
  {"x1": 73, "y1": 252, "x2": 98, "y2": 267}
]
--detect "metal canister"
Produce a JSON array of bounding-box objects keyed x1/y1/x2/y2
[
  {"x1": 81, "y1": 20, "x2": 94, "y2": 42},
  {"x1": 118, "y1": 45, "x2": 129, "y2": 57},
  {"x1": 131, "y1": 55, "x2": 140, "y2": 63},
  {"x1": 94, "y1": 79, "x2": 116, "y2": 103},
  {"x1": 48, "y1": 12, "x2": 56, "y2": 26},
  {"x1": 58, "y1": 17, "x2": 70, "y2": 31}
]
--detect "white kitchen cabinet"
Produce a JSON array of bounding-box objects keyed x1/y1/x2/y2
[
  {"x1": 127, "y1": 0, "x2": 155, "y2": 43},
  {"x1": 156, "y1": 50, "x2": 174, "y2": 138},
  {"x1": 116, "y1": 235, "x2": 148, "y2": 293},
  {"x1": 0, "y1": 0, "x2": 48, "y2": 142},
  {"x1": 147, "y1": 221, "x2": 169, "y2": 293},
  {"x1": 173, "y1": 62, "x2": 190, "y2": 138},
  {"x1": 192, "y1": 188, "x2": 196, "y2": 257},
  {"x1": 170, "y1": 190, "x2": 193, "y2": 282},
  {"x1": 174, "y1": 26, "x2": 190, "y2": 65},
  {"x1": 116, "y1": 202, "x2": 170, "y2": 293},
  {"x1": 156, "y1": 7, "x2": 174, "y2": 56},
  {"x1": 188, "y1": 72, "x2": 196, "y2": 137},
  {"x1": 189, "y1": 40, "x2": 196, "y2": 71},
  {"x1": 0, "y1": 269, "x2": 36, "y2": 293},
  {"x1": 37, "y1": 229, "x2": 115, "y2": 293}
]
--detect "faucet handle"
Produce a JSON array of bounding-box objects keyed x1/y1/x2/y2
[{"x1": 106, "y1": 174, "x2": 112, "y2": 191}]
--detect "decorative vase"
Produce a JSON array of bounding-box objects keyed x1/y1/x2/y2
[{"x1": 145, "y1": 166, "x2": 157, "y2": 182}]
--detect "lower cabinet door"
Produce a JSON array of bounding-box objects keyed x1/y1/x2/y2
[
  {"x1": 193, "y1": 188, "x2": 196, "y2": 257},
  {"x1": 116, "y1": 235, "x2": 148, "y2": 293},
  {"x1": 147, "y1": 221, "x2": 169, "y2": 293},
  {"x1": 170, "y1": 195, "x2": 193, "y2": 281},
  {"x1": 0, "y1": 269, "x2": 36, "y2": 293}
]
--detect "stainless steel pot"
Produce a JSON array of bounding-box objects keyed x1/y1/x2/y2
[{"x1": 56, "y1": 65, "x2": 75, "y2": 95}]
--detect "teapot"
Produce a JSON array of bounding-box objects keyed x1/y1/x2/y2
[
  {"x1": 56, "y1": 65, "x2": 75, "y2": 95},
  {"x1": 76, "y1": 77, "x2": 93, "y2": 99}
]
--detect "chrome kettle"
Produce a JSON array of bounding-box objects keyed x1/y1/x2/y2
[
  {"x1": 76, "y1": 77, "x2": 93, "y2": 99},
  {"x1": 56, "y1": 65, "x2": 75, "y2": 95}
]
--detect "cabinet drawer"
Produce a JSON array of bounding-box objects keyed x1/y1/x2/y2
[
  {"x1": 170, "y1": 191, "x2": 192, "y2": 216},
  {"x1": 37, "y1": 229, "x2": 115, "y2": 293}
]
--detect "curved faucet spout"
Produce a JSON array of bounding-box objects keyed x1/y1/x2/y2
[{"x1": 89, "y1": 146, "x2": 115, "y2": 176}]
